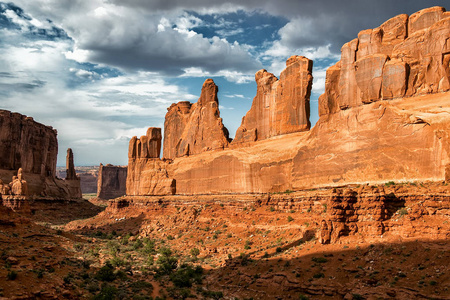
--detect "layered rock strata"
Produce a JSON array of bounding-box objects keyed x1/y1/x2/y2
[
  {"x1": 127, "y1": 128, "x2": 175, "y2": 196},
  {"x1": 97, "y1": 164, "x2": 127, "y2": 200},
  {"x1": 233, "y1": 56, "x2": 313, "y2": 143},
  {"x1": 0, "y1": 110, "x2": 57, "y2": 177},
  {"x1": 127, "y1": 7, "x2": 450, "y2": 196},
  {"x1": 319, "y1": 6, "x2": 450, "y2": 116},
  {"x1": 163, "y1": 79, "x2": 230, "y2": 159},
  {"x1": 0, "y1": 110, "x2": 81, "y2": 199}
]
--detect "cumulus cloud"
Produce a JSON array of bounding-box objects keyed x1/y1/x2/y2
[{"x1": 13, "y1": 0, "x2": 262, "y2": 76}]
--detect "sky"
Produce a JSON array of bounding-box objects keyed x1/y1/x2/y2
[{"x1": 0, "y1": 1, "x2": 448, "y2": 166}]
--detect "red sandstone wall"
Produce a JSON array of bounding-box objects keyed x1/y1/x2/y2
[
  {"x1": 97, "y1": 164, "x2": 127, "y2": 200},
  {"x1": 233, "y1": 56, "x2": 313, "y2": 143},
  {"x1": 319, "y1": 7, "x2": 450, "y2": 116},
  {"x1": 0, "y1": 110, "x2": 57, "y2": 177},
  {"x1": 126, "y1": 7, "x2": 450, "y2": 196},
  {"x1": 0, "y1": 110, "x2": 81, "y2": 199},
  {"x1": 163, "y1": 79, "x2": 229, "y2": 159}
]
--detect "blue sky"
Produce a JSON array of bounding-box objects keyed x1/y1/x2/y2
[{"x1": 0, "y1": 1, "x2": 448, "y2": 166}]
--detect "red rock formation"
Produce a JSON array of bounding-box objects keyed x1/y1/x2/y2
[
  {"x1": 97, "y1": 164, "x2": 127, "y2": 200},
  {"x1": 65, "y1": 148, "x2": 77, "y2": 180},
  {"x1": 0, "y1": 110, "x2": 57, "y2": 177},
  {"x1": 128, "y1": 7, "x2": 450, "y2": 196},
  {"x1": 163, "y1": 79, "x2": 229, "y2": 159},
  {"x1": 319, "y1": 7, "x2": 450, "y2": 116},
  {"x1": 0, "y1": 110, "x2": 81, "y2": 199},
  {"x1": 233, "y1": 56, "x2": 313, "y2": 143},
  {"x1": 128, "y1": 128, "x2": 175, "y2": 196}
]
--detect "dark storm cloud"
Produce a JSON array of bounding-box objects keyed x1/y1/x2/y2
[
  {"x1": 107, "y1": 0, "x2": 449, "y2": 54},
  {"x1": 13, "y1": 0, "x2": 449, "y2": 75}
]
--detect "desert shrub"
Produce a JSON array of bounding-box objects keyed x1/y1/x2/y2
[
  {"x1": 129, "y1": 280, "x2": 153, "y2": 293},
  {"x1": 244, "y1": 240, "x2": 252, "y2": 250},
  {"x1": 201, "y1": 290, "x2": 224, "y2": 299},
  {"x1": 133, "y1": 239, "x2": 144, "y2": 250},
  {"x1": 313, "y1": 272, "x2": 325, "y2": 279},
  {"x1": 190, "y1": 248, "x2": 200, "y2": 258},
  {"x1": 156, "y1": 247, "x2": 178, "y2": 275},
  {"x1": 167, "y1": 287, "x2": 192, "y2": 299},
  {"x1": 121, "y1": 233, "x2": 131, "y2": 245},
  {"x1": 287, "y1": 216, "x2": 294, "y2": 222},
  {"x1": 141, "y1": 238, "x2": 156, "y2": 255},
  {"x1": 92, "y1": 283, "x2": 117, "y2": 300},
  {"x1": 239, "y1": 253, "x2": 251, "y2": 266},
  {"x1": 385, "y1": 181, "x2": 395, "y2": 187},
  {"x1": 170, "y1": 264, "x2": 203, "y2": 288},
  {"x1": 110, "y1": 256, "x2": 127, "y2": 268},
  {"x1": 7, "y1": 270, "x2": 17, "y2": 280},
  {"x1": 312, "y1": 257, "x2": 328, "y2": 263},
  {"x1": 398, "y1": 208, "x2": 408, "y2": 217},
  {"x1": 95, "y1": 262, "x2": 116, "y2": 282}
]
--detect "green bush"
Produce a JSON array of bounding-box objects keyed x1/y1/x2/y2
[
  {"x1": 156, "y1": 247, "x2": 178, "y2": 275},
  {"x1": 201, "y1": 290, "x2": 224, "y2": 299},
  {"x1": 312, "y1": 257, "x2": 328, "y2": 263},
  {"x1": 287, "y1": 216, "x2": 294, "y2": 222},
  {"x1": 141, "y1": 238, "x2": 156, "y2": 255},
  {"x1": 7, "y1": 270, "x2": 17, "y2": 280},
  {"x1": 190, "y1": 248, "x2": 200, "y2": 258},
  {"x1": 170, "y1": 264, "x2": 203, "y2": 288},
  {"x1": 95, "y1": 262, "x2": 116, "y2": 282},
  {"x1": 92, "y1": 284, "x2": 117, "y2": 300},
  {"x1": 129, "y1": 280, "x2": 153, "y2": 293}
]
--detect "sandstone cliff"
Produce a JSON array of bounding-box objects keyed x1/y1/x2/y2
[
  {"x1": 319, "y1": 6, "x2": 450, "y2": 116},
  {"x1": 97, "y1": 163, "x2": 127, "y2": 200},
  {"x1": 0, "y1": 110, "x2": 57, "y2": 177},
  {"x1": 163, "y1": 79, "x2": 230, "y2": 159},
  {"x1": 0, "y1": 110, "x2": 81, "y2": 199},
  {"x1": 233, "y1": 56, "x2": 313, "y2": 143},
  {"x1": 127, "y1": 7, "x2": 450, "y2": 196},
  {"x1": 127, "y1": 128, "x2": 175, "y2": 196}
]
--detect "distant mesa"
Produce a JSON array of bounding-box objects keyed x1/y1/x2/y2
[
  {"x1": 126, "y1": 6, "x2": 450, "y2": 196},
  {"x1": 97, "y1": 163, "x2": 127, "y2": 200}
]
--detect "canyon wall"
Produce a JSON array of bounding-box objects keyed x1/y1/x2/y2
[
  {"x1": 0, "y1": 110, "x2": 57, "y2": 177},
  {"x1": 127, "y1": 7, "x2": 450, "y2": 196},
  {"x1": 233, "y1": 56, "x2": 313, "y2": 144},
  {"x1": 319, "y1": 6, "x2": 450, "y2": 116},
  {"x1": 163, "y1": 79, "x2": 230, "y2": 159},
  {"x1": 97, "y1": 164, "x2": 127, "y2": 200},
  {"x1": 127, "y1": 128, "x2": 175, "y2": 196},
  {"x1": 0, "y1": 110, "x2": 81, "y2": 199}
]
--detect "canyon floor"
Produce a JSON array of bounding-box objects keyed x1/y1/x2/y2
[{"x1": 1, "y1": 182, "x2": 449, "y2": 299}]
